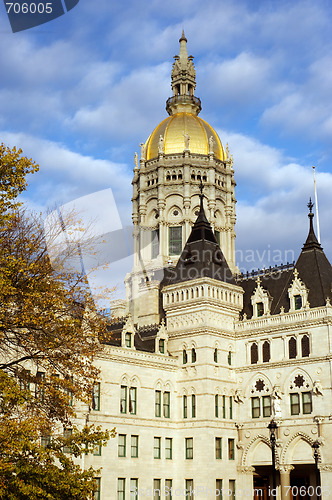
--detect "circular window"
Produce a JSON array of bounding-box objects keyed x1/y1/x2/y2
[
  {"x1": 195, "y1": 210, "x2": 199, "y2": 216},
  {"x1": 173, "y1": 210, "x2": 179, "y2": 216}
]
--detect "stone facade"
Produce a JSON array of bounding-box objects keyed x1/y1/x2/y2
[{"x1": 81, "y1": 35, "x2": 332, "y2": 500}]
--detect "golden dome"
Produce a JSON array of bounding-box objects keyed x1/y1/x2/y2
[{"x1": 145, "y1": 112, "x2": 225, "y2": 160}]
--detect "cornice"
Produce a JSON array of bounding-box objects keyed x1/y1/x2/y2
[
  {"x1": 236, "y1": 354, "x2": 332, "y2": 373},
  {"x1": 236, "y1": 306, "x2": 332, "y2": 336},
  {"x1": 99, "y1": 345, "x2": 178, "y2": 370}
]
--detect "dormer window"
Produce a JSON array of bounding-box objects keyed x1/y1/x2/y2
[
  {"x1": 288, "y1": 269, "x2": 308, "y2": 311},
  {"x1": 294, "y1": 295, "x2": 302, "y2": 310},
  {"x1": 257, "y1": 302, "x2": 264, "y2": 317},
  {"x1": 251, "y1": 278, "x2": 272, "y2": 318}
]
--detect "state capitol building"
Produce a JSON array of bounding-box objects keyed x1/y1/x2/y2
[{"x1": 82, "y1": 34, "x2": 332, "y2": 500}]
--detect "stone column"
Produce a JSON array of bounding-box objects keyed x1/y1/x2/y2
[
  {"x1": 319, "y1": 465, "x2": 332, "y2": 500},
  {"x1": 279, "y1": 465, "x2": 294, "y2": 500},
  {"x1": 237, "y1": 466, "x2": 255, "y2": 496}
]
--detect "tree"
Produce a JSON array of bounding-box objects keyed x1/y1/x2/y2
[{"x1": 0, "y1": 144, "x2": 114, "y2": 498}]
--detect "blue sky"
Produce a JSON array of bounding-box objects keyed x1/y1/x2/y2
[{"x1": 1, "y1": 0, "x2": 332, "y2": 300}]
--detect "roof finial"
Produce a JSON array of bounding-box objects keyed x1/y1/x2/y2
[
  {"x1": 302, "y1": 198, "x2": 322, "y2": 250},
  {"x1": 179, "y1": 30, "x2": 187, "y2": 43},
  {"x1": 199, "y1": 179, "x2": 204, "y2": 212}
]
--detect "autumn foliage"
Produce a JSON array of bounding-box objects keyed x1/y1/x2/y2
[{"x1": 0, "y1": 144, "x2": 114, "y2": 499}]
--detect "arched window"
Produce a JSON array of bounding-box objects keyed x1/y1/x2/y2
[
  {"x1": 301, "y1": 335, "x2": 310, "y2": 357},
  {"x1": 289, "y1": 337, "x2": 297, "y2": 359},
  {"x1": 251, "y1": 343, "x2": 258, "y2": 364},
  {"x1": 183, "y1": 350, "x2": 187, "y2": 364},
  {"x1": 262, "y1": 341, "x2": 270, "y2": 363},
  {"x1": 214, "y1": 348, "x2": 218, "y2": 363},
  {"x1": 191, "y1": 348, "x2": 197, "y2": 363}
]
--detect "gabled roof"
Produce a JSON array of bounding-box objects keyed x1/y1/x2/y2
[
  {"x1": 162, "y1": 192, "x2": 235, "y2": 286},
  {"x1": 238, "y1": 202, "x2": 332, "y2": 318}
]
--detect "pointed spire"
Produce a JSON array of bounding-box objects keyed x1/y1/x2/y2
[
  {"x1": 166, "y1": 33, "x2": 201, "y2": 116},
  {"x1": 302, "y1": 198, "x2": 322, "y2": 251},
  {"x1": 162, "y1": 193, "x2": 235, "y2": 285},
  {"x1": 179, "y1": 30, "x2": 188, "y2": 64}
]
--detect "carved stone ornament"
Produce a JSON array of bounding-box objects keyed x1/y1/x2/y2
[
  {"x1": 234, "y1": 389, "x2": 245, "y2": 403},
  {"x1": 313, "y1": 380, "x2": 324, "y2": 396},
  {"x1": 278, "y1": 465, "x2": 294, "y2": 474},
  {"x1": 237, "y1": 466, "x2": 255, "y2": 474}
]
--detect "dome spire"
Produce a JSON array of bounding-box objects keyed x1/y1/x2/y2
[
  {"x1": 166, "y1": 33, "x2": 201, "y2": 116},
  {"x1": 179, "y1": 30, "x2": 188, "y2": 64}
]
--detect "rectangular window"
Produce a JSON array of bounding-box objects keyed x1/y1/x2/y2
[
  {"x1": 262, "y1": 396, "x2": 271, "y2": 417},
  {"x1": 131, "y1": 435, "x2": 139, "y2": 458},
  {"x1": 130, "y1": 479, "x2": 138, "y2": 500},
  {"x1": 215, "y1": 437, "x2": 222, "y2": 459},
  {"x1": 94, "y1": 478, "x2": 101, "y2": 500},
  {"x1": 294, "y1": 295, "x2": 302, "y2": 310},
  {"x1": 117, "y1": 478, "x2": 125, "y2": 500},
  {"x1": 290, "y1": 393, "x2": 300, "y2": 415},
  {"x1": 152, "y1": 229, "x2": 159, "y2": 259},
  {"x1": 165, "y1": 438, "x2": 173, "y2": 459},
  {"x1": 215, "y1": 394, "x2": 219, "y2": 418},
  {"x1": 165, "y1": 479, "x2": 173, "y2": 500},
  {"x1": 65, "y1": 376, "x2": 73, "y2": 406},
  {"x1": 192, "y1": 394, "x2": 196, "y2": 418},
  {"x1": 216, "y1": 480, "x2": 223, "y2": 500},
  {"x1": 93, "y1": 444, "x2": 101, "y2": 456},
  {"x1": 155, "y1": 390, "x2": 161, "y2": 417},
  {"x1": 125, "y1": 333, "x2": 131, "y2": 347},
  {"x1": 154, "y1": 437, "x2": 161, "y2": 459},
  {"x1": 159, "y1": 339, "x2": 165, "y2": 353},
  {"x1": 215, "y1": 230, "x2": 220, "y2": 245},
  {"x1": 229, "y1": 480, "x2": 236, "y2": 500},
  {"x1": 183, "y1": 395, "x2": 188, "y2": 418},
  {"x1": 35, "y1": 371, "x2": 45, "y2": 402},
  {"x1": 41, "y1": 435, "x2": 51, "y2": 448},
  {"x1": 228, "y1": 438, "x2": 235, "y2": 460},
  {"x1": 302, "y1": 392, "x2": 312, "y2": 414},
  {"x1": 169, "y1": 226, "x2": 182, "y2": 256},
  {"x1": 185, "y1": 437, "x2": 193, "y2": 459},
  {"x1": 129, "y1": 387, "x2": 137, "y2": 414},
  {"x1": 92, "y1": 382, "x2": 100, "y2": 411},
  {"x1": 153, "y1": 479, "x2": 161, "y2": 500},
  {"x1": 120, "y1": 385, "x2": 127, "y2": 413},
  {"x1": 222, "y1": 395, "x2": 226, "y2": 419},
  {"x1": 185, "y1": 479, "x2": 194, "y2": 500},
  {"x1": 251, "y1": 397, "x2": 260, "y2": 418},
  {"x1": 63, "y1": 428, "x2": 72, "y2": 454},
  {"x1": 118, "y1": 434, "x2": 126, "y2": 457},
  {"x1": 229, "y1": 396, "x2": 233, "y2": 419},
  {"x1": 257, "y1": 302, "x2": 264, "y2": 317},
  {"x1": 163, "y1": 391, "x2": 170, "y2": 418}
]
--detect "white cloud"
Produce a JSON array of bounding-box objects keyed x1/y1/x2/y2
[{"x1": 1, "y1": 131, "x2": 132, "y2": 221}]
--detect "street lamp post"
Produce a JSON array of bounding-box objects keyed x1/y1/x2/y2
[
  {"x1": 268, "y1": 419, "x2": 278, "y2": 499},
  {"x1": 312, "y1": 441, "x2": 321, "y2": 500}
]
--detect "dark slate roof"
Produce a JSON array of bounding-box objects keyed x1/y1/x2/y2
[
  {"x1": 101, "y1": 317, "x2": 159, "y2": 353},
  {"x1": 162, "y1": 195, "x2": 235, "y2": 286},
  {"x1": 238, "y1": 206, "x2": 332, "y2": 318},
  {"x1": 292, "y1": 208, "x2": 332, "y2": 308}
]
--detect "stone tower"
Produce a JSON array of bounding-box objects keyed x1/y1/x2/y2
[{"x1": 125, "y1": 33, "x2": 237, "y2": 325}]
